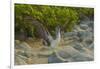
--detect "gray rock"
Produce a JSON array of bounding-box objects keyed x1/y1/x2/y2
[
  {"x1": 73, "y1": 25, "x2": 85, "y2": 32},
  {"x1": 48, "y1": 53, "x2": 63, "y2": 63},
  {"x1": 64, "y1": 32, "x2": 78, "y2": 37},
  {"x1": 15, "y1": 42, "x2": 34, "y2": 58},
  {"x1": 72, "y1": 43, "x2": 85, "y2": 52},
  {"x1": 88, "y1": 43, "x2": 94, "y2": 50},
  {"x1": 81, "y1": 20, "x2": 91, "y2": 25},
  {"x1": 15, "y1": 54, "x2": 27, "y2": 65},
  {"x1": 77, "y1": 32, "x2": 93, "y2": 40},
  {"x1": 87, "y1": 21, "x2": 94, "y2": 28},
  {"x1": 15, "y1": 42, "x2": 32, "y2": 51},
  {"x1": 80, "y1": 24, "x2": 89, "y2": 30},
  {"x1": 48, "y1": 46, "x2": 93, "y2": 63}
]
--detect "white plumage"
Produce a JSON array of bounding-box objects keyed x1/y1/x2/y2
[{"x1": 48, "y1": 27, "x2": 61, "y2": 48}]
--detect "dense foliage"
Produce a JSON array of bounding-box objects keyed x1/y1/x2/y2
[{"x1": 15, "y1": 4, "x2": 94, "y2": 38}]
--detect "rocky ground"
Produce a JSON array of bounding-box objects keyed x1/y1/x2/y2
[{"x1": 15, "y1": 19, "x2": 94, "y2": 65}]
